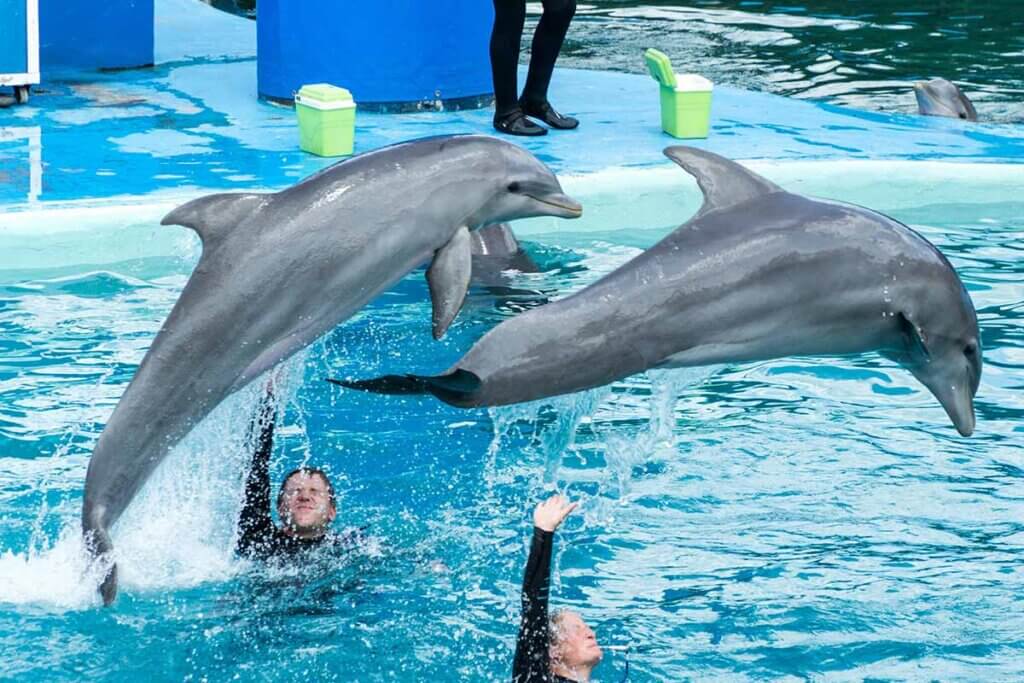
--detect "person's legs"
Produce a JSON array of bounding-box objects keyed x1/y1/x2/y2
[
  {"x1": 490, "y1": 0, "x2": 527, "y2": 116},
  {"x1": 520, "y1": 0, "x2": 578, "y2": 129},
  {"x1": 491, "y1": 0, "x2": 546, "y2": 135}
]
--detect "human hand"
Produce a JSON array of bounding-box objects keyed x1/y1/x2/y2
[{"x1": 533, "y1": 494, "x2": 578, "y2": 533}]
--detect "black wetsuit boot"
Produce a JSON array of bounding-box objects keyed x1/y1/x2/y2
[
  {"x1": 491, "y1": 1, "x2": 546, "y2": 136},
  {"x1": 491, "y1": 0, "x2": 578, "y2": 135},
  {"x1": 520, "y1": 0, "x2": 579, "y2": 130}
]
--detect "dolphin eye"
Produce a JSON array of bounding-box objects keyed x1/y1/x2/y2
[
  {"x1": 507, "y1": 181, "x2": 521, "y2": 193},
  {"x1": 958, "y1": 113, "x2": 966, "y2": 119},
  {"x1": 964, "y1": 342, "x2": 977, "y2": 356}
]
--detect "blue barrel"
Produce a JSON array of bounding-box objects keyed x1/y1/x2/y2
[
  {"x1": 257, "y1": 0, "x2": 494, "y2": 110},
  {"x1": 38, "y1": 0, "x2": 152, "y2": 71},
  {"x1": 0, "y1": 0, "x2": 30, "y2": 76}
]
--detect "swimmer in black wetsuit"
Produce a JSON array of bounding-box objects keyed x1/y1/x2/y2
[
  {"x1": 513, "y1": 495, "x2": 603, "y2": 683},
  {"x1": 490, "y1": 0, "x2": 579, "y2": 136},
  {"x1": 235, "y1": 389, "x2": 355, "y2": 561}
]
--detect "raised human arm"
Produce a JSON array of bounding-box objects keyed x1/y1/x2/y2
[
  {"x1": 512, "y1": 495, "x2": 578, "y2": 682},
  {"x1": 235, "y1": 391, "x2": 277, "y2": 557}
]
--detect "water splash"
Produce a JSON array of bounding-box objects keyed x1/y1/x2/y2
[
  {"x1": 0, "y1": 354, "x2": 311, "y2": 609},
  {"x1": 486, "y1": 387, "x2": 610, "y2": 488}
]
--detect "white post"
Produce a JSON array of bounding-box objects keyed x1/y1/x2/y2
[{"x1": 26, "y1": 0, "x2": 40, "y2": 83}]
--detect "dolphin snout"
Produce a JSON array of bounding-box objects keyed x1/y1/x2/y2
[
  {"x1": 949, "y1": 401, "x2": 976, "y2": 437},
  {"x1": 929, "y1": 381, "x2": 976, "y2": 437},
  {"x1": 528, "y1": 192, "x2": 583, "y2": 218}
]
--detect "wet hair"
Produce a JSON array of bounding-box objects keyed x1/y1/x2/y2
[
  {"x1": 549, "y1": 609, "x2": 568, "y2": 646},
  {"x1": 276, "y1": 467, "x2": 337, "y2": 508}
]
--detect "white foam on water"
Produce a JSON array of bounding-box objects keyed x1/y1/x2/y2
[{"x1": 0, "y1": 527, "x2": 108, "y2": 609}]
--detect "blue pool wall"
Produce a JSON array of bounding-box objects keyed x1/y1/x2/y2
[
  {"x1": 257, "y1": 0, "x2": 494, "y2": 105},
  {"x1": 39, "y1": 0, "x2": 153, "y2": 70}
]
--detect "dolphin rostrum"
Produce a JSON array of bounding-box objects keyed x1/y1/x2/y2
[
  {"x1": 334, "y1": 146, "x2": 981, "y2": 437},
  {"x1": 82, "y1": 135, "x2": 582, "y2": 604},
  {"x1": 914, "y1": 78, "x2": 978, "y2": 121}
]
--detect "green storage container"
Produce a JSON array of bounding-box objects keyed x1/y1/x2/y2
[
  {"x1": 295, "y1": 83, "x2": 356, "y2": 157},
  {"x1": 643, "y1": 49, "x2": 713, "y2": 139}
]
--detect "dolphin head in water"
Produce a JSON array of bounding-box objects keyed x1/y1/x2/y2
[
  {"x1": 468, "y1": 142, "x2": 582, "y2": 226},
  {"x1": 914, "y1": 78, "x2": 978, "y2": 121},
  {"x1": 884, "y1": 274, "x2": 982, "y2": 436}
]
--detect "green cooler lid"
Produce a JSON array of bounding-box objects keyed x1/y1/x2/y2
[
  {"x1": 295, "y1": 83, "x2": 355, "y2": 109},
  {"x1": 643, "y1": 49, "x2": 677, "y2": 89}
]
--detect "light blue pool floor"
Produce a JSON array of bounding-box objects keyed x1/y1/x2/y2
[{"x1": 1, "y1": 0, "x2": 1022, "y2": 209}]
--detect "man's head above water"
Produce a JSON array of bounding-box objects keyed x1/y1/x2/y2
[{"x1": 275, "y1": 467, "x2": 337, "y2": 539}]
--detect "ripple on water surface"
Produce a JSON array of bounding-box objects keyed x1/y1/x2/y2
[{"x1": 548, "y1": 0, "x2": 1024, "y2": 124}]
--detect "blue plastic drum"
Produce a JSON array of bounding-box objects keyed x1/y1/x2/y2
[{"x1": 257, "y1": 0, "x2": 495, "y2": 111}]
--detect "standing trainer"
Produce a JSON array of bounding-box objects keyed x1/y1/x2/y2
[{"x1": 490, "y1": 0, "x2": 579, "y2": 136}]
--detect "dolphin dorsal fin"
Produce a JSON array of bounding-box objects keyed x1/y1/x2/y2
[
  {"x1": 664, "y1": 147, "x2": 782, "y2": 218},
  {"x1": 160, "y1": 193, "x2": 268, "y2": 246}
]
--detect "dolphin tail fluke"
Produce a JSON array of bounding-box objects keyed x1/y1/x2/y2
[
  {"x1": 327, "y1": 369, "x2": 481, "y2": 406},
  {"x1": 83, "y1": 523, "x2": 118, "y2": 605},
  {"x1": 99, "y1": 563, "x2": 118, "y2": 606}
]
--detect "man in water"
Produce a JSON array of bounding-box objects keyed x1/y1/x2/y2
[
  {"x1": 235, "y1": 389, "x2": 350, "y2": 560},
  {"x1": 490, "y1": 0, "x2": 579, "y2": 136},
  {"x1": 514, "y1": 494, "x2": 603, "y2": 682}
]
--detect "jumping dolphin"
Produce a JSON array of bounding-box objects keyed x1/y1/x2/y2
[
  {"x1": 82, "y1": 135, "x2": 581, "y2": 604},
  {"x1": 914, "y1": 78, "x2": 978, "y2": 121},
  {"x1": 334, "y1": 147, "x2": 982, "y2": 437}
]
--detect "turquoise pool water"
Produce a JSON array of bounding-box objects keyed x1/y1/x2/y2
[{"x1": 0, "y1": 166, "x2": 1021, "y2": 680}]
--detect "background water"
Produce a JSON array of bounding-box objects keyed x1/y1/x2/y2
[
  {"x1": 554, "y1": 0, "x2": 1024, "y2": 123},
  {"x1": 205, "y1": 0, "x2": 1024, "y2": 123},
  {"x1": 0, "y1": 180, "x2": 1021, "y2": 679}
]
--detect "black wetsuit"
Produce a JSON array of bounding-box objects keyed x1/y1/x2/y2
[
  {"x1": 490, "y1": 0, "x2": 577, "y2": 117},
  {"x1": 236, "y1": 398, "x2": 349, "y2": 560},
  {"x1": 513, "y1": 527, "x2": 577, "y2": 683}
]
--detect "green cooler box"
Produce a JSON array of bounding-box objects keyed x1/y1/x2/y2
[
  {"x1": 295, "y1": 83, "x2": 356, "y2": 157},
  {"x1": 643, "y1": 49, "x2": 713, "y2": 139}
]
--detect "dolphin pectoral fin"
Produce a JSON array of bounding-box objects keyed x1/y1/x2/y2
[
  {"x1": 327, "y1": 369, "x2": 481, "y2": 406},
  {"x1": 427, "y1": 226, "x2": 473, "y2": 340},
  {"x1": 161, "y1": 192, "x2": 269, "y2": 247},
  {"x1": 663, "y1": 147, "x2": 782, "y2": 218}
]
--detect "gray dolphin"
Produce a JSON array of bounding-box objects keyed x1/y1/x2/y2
[
  {"x1": 470, "y1": 223, "x2": 541, "y2": 285},
  {"x1": 914, "y1": 78, "x2": 978, "y2": 121},
  {"x1": 82, "y1": 135, "x2": 581, "y2": 604},
  {"x1": 334, "y1": 147, "x2": 982, "y2": 437}
]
